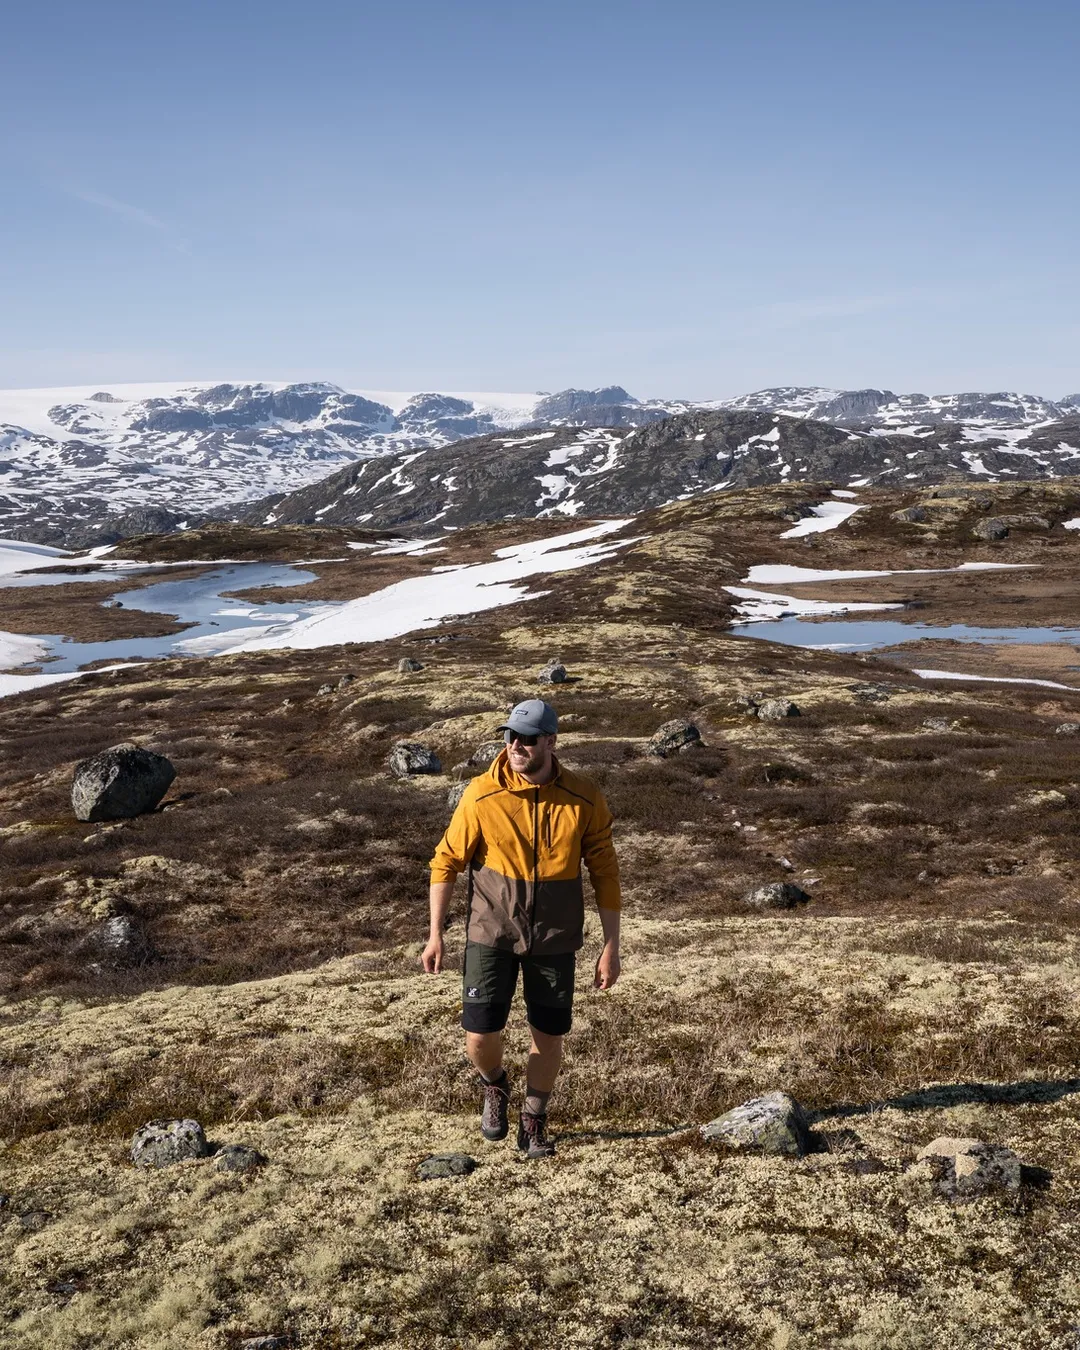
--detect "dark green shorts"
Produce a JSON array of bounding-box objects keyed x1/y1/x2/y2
[{"x1": 461, "y1": 942, "x2": 576, "y2": 1037}]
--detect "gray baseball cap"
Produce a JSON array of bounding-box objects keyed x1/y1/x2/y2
[{"x1": 496, "y1": 699, "x2": 558, "y2": 737}]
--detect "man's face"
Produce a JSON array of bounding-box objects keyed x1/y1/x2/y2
[{"x1": 506, "y1": 732, "x2": 555, "y2": 776}]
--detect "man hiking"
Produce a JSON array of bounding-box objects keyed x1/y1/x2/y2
[{"x1": 422, "y1": 698, "x2": 622, "y2": 1158}]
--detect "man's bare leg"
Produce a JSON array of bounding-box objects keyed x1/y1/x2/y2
[
  {"x1": 526, "y1": 1028, "x2": 563, "y2": 1095},
  {"x1": 465, "y1": 1030, "x2": 505, "y2": 1079}
]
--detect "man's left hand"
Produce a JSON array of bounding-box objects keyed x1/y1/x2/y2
[{"x1": 594, "y1": 943, "x2": 621, "y2": 991}]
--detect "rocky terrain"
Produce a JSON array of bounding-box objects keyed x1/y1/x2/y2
[
  {"x1": 3, "y1": 379, "x2": 1079, "y2": 547},
  {"x1": 2, "y1": 480, "x2": 1080, "y2": 1345}
]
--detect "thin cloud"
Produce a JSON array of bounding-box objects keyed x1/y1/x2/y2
[{"x1": 65, "y1": 187, "x2": 190, "y2": 254}]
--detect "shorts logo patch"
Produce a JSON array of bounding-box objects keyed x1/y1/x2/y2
[{"x1": 466, "y1": 986, "x2": 480, "y2": 998}]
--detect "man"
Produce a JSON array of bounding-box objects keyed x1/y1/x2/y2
[{"x1": 422, "y1": 698, "x2": 621, "y2": 1158}]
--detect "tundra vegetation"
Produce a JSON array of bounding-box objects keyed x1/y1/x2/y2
[{"x1": 3, "y1": 483, "x2": 1080, "y2": 1348}]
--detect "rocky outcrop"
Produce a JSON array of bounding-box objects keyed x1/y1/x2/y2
[
  {"x1": 71, "y1": 743, "x2": 176, "y2": 821},
  {"x1": 701, "y1": 1092, "x2": 810, "y2": 1156}
]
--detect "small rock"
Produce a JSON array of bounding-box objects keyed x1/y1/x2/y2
[
  {"x1": 19, "y1": 1210, "x2": 51, "y2": 1232},
  {"x1": 71, "y1": 743, "x2": 176, "y2": 822},
  {"x1": 847, "y1": 682, "x2": 893, "y2": 703},
  {"x1": 337, "y1": 674, "x2": 355, "y2": 689},
  {"x1": 1023, "y1": 789, "x2": 1068, "y2": 808},
  {"x1": 645, "y1": 718, "x2": 701, "y2": 758},
  {"x1": 130, "y1": 1118, "x2": 210, "y2": 1169},
  {"x1": 387, "y1": 742, "x2": 441, "y2": 777},
  {"x1": 469, "y1": 741, "x2": 505, "y2": 768},
  {"x1": 844, "y1": 1157, "x2": 889, "y2": 1176},
  {"x1": 735, "y1": 692, "x2": 764, "y2": 715},
  {"x1": 446, "y1": 782, "x2": 468, "y2": 810},
  {"x1": 397, "y1": 658, "x2": 424, "y2": 674},
  {"x1": 973, "y1": 517, "x2": 1009, "y2": 541},
  {"x1": 316, "y1": 683, "x2": 334, "y2": 696},
  {"x1": 0, "y1": 1193, "x2": 8, "y2": 1209},
  {"x1": 913, "y1": 1137, "x2": 1024, "y2": 1200},
  {"x1": 1055, "y1": 722, "x2": 1080, "y2": 736},
  {"x1": 891, "y1": 505, "x2": 928, "y2": 524},
  {"x1": 91, "y1": 914, "x2": 155, "y2": 968},
  {"x1": 921, "y1": 716, "x2": 952, "y2": 732},
  {"x1": 214, "y1": 1144, "x2": 267, "y2": 1174},
  {"x1": 742, "y1": 882, "x2": 811, "y2": 911},
  {"x1": 240, "y1": 1339, "x2": 290, "y2": 1350},
  {"x1": 538, "y1": 660, "x2": 567, "y2": 684},
  {"x1": 417, "y1": 1152, "x2": 477, "y2": 1180},
  {"x1": 701, "y1": 1091, "x2": 810, "y2": 1157},
  {"x1": 756, "y1": 699, "x2": 801, "y2": 721}
]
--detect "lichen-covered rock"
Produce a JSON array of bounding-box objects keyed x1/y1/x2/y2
[
  {"x1": 240, "y1": 1338, "x2": 290, "y2": 1350},
  {"x1": 215, "y1": 1144, "x2": 267, "y2": 1173},
  {"x1": 913, "y1": 1137, "x2": 1023, "y2": 1200},
  {"x1": 130, "y1": 1118, "x2": 210, "y2": 1168},
  {"x1": 397, "y1": 657, "x2": 424, "y2": 674},
  {"x1": 972, "y1": 517, "x2": 1010, "y2": 541},
  {"x1": 92, "y1": 914, "x2": 155, "y2": 967},
  {"x1": 847, "y1": 682, "x2": 893, "y2": 703},
  {"x1": 388, "y1": 742, "x2": 441, "y2": 777},
  {"x1": 446, "y1": 782, "x2": 468, "y2": 810},
  {"x1": 757, "y1": 699, "x2": 801, "y2": 721},
  {"x1": 891, "y1": 505, "x2": 928, "y2": 524},
  {"x1": 701, "y1": 1091, "x2": 810, "y2": 1157},
  {"x1": 1055, "y1": 722, "x2": 1080, "y2": 736},
  {"x1": 538, "y1": 660, "x2": 567, "y2": 684},
  {"x1": 316, "y1": 683, "x2": 334, "y2": 696},
  {"x1": 646, "y1": 718, "x2": 701, "y2": 758},
  {"x1": 742, "y1": 882, "x2": 811, "y2": 911},
  {"x1": 71, "y1": 743, "x2": 176, "y2": 822},
  {"x1": 469, "y1": 741, "x2": 505, "y2": 767},
  {"x1": 417, "y1": 1152, "x2": 477, "y2": 1180}
]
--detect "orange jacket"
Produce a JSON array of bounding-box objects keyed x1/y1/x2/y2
[{"x1": 430, "y1": 749, "x2": 621, "y2": 955}]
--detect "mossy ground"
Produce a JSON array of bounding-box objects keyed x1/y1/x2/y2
[{"x1": 3, "y1": 484, "x2": 1080, "y2": 1346}]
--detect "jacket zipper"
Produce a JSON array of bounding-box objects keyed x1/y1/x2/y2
[{"x1": 527, "y1": 786, "x2": 540, "y2": 951}]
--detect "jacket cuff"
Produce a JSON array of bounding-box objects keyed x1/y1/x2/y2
[{"x1": 429, "y1": 866, "x2": 460, "y2": 885}]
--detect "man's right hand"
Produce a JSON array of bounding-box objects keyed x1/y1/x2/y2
[{"x1": 421, "y1": 934, "x2": 445, "y2": 974}]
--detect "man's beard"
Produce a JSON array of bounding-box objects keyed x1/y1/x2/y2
[{"x1": 509, "y1": 744, "x2": 546, "y2": 775}]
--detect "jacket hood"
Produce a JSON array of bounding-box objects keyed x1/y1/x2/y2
[{"x1": 486, "y1": 746, "x2": 562, "y2": 793}]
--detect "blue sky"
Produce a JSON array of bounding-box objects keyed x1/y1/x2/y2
[{"x1": 1, "y1": 0, "x2": 1077, "y2": 398}]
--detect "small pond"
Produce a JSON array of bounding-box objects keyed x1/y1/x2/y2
[
  {"x1": 730, "y1": 617, "x2": 1080, "y2": 653},
  {"x1": 32, "y1": 563, "x2": 334, "y2": 672}
]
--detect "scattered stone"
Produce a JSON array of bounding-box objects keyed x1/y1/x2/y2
[
  {"x1": 417, "y1": 1152, "x2": 477, "y2": 1180},
  {"x1": 984, "y1": 856, "x2": 1024, "y2": 876},
  {"x1": 215, "y1": 1144, "x2": 267, "y2": 1174},
  {"x1": 844, "y1": 1157, "x2": 888, "y2": 1176},
  {"x1": 735, "y1": 692, "x2": 764, "y2": 715},
  {"x1": 90, "y1": 914, "x2": 155, "y2": 968},
  {"x1": 387, "y1": 742, "x2": 441, "y2": 777},
  {"x1": 71, "y1": 743, "x2": 176, "y2": 822},
  {"x1": 701, "y1": 1091, "x2": 810, "y2": 1157},
  {"x1": 741, "y1": 882, "x2": 811, "y2": 911},
  {"x1": 646, "y1": 718, "x2": 701, "y2": 758},
  {"x1": 337, "y1": 673, "x2": 355, "y2": 689},
  {"x1": 316, "y1": 683, "x2": 334, "y2": 696},
  {"x1": 972, "y1": 517, "x2": 1009, "y2": 541},
  {"x1": 763, "y1": 762, "x2": 806, "y2": 784},
  {"x1": 1023, "y1": 789, "x2": 1068, "y2": 808},
  {"x1": 847, "y1": 682, "x2": 893, "y2": 703},
  {"x1": 19, "y1": 1210, "x2": 52, "y2": 1232},
  {"x1": 446, "y1": 782, "x2": 468, "y2": 810},
  {"x1": 921, "y1": 716, "x2": 952, "y2": 732},
  {"x1": 0, "y1": 1193, "x2": 8, "y2": 1209},
  {"x1": 397, "y1": 658, "x2": 424, "y2": 674},
  {"x1": 913, "y1": 1137, "x2": 1024, "y2": 1200},
  {"x1": 240, "y1": 1338, "x2": 290, "y2": 1350},
  {"x1": 1055, "y1": 722, "x2": 1080, "y2": 736},
  {"x1": 891, "y1": 505, "x2": 928, "y2": 524},
  {"x1": 756, "y1": 699, "x2": 801, "y2": 721},
  {"x1": 130, "y1": 1118, "x2": 210, "y2": 1169},
  {"x1": 469, "y1": 741, "x2": 505, "y2": 768},
  {"x1": 538, "y1": 659, "x2": 567, "y2": 684}
]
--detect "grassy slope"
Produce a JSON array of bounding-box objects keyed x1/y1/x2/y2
[{"x1": 3, "y1": 484, "x2": 1080, "y2": 1347}]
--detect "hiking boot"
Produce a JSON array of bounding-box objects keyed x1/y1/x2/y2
[
  {"x1": 479, "y1": 1071, "x2": 510, "y2": 1141},
  {"x1": 517, "y1": 1110, "x2": 556, "y2": 1159}
]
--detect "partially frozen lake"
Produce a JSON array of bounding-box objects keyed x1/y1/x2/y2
[{"x1": 730, "y1": 616, "x2": 1080, "y2": 653}]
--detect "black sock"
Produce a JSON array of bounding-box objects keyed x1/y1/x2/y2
[{"x1": 524, "y1": 1086, "x2": 550, "y2": 1117}]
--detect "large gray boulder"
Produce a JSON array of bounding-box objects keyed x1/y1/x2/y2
[
  {"x1": 130, "y1": 1118, "x2": 210, "y2": 1168},
  {"x1": 756, "y1": 699, "x2": 801, "y2": 721},
  {"x1": 388, "y1": 742, "x2": 441, "y2": 777},
  {"x1": 538, "y1": 660, "x2": 567, "y2": 684},
  {"x1": 646, "y1": 718, "x2": 701, "y2": 758},
  {"x1": 469, "y1": 741, "x2": 505, "y2": 768},
  {"x1": 72, "y1": 743, "x2": 176, "y2": 822},
  {"x1": 742, "y1": 883, "x2": 811, "y2": 911},
  {"x1": 700, "y1": 1091, "x2": 810, "y2": 1156}
]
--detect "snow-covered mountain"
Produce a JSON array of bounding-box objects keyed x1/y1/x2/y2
[{"x1": 1, "y1": 379, "x2": 1078, "y2": 545}]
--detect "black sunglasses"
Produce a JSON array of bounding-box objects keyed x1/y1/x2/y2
[{"x1": 504, "y1": 731, "x2": 543, "y2": 747}]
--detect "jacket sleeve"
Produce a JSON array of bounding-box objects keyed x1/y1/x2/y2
[
  {"x1": 582, "y1": 788, "x2": 621, "y2": 911},
  {"x1": 429, "y1": 786, "x2": 481, "y2": 885}
]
